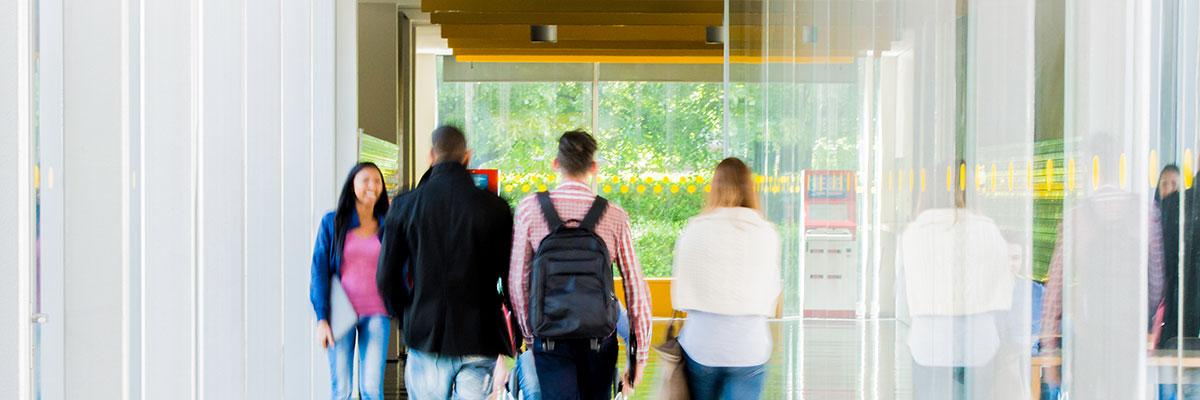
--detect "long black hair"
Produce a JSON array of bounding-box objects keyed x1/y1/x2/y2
[
  {"x1": 333, "y1": 162, "x2": 389, "y2": 259},
  {"x1": 1156, "y1": 164, "x2": 1181, "y2": 202}
]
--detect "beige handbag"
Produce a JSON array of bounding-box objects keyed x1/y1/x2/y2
[{"x1": 654, "y1": 314, "x2": 689, "y2": 400}]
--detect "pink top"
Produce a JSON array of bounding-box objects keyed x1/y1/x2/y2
[{"x1": 340, "y1": 231, "x2": 388, "y2": 317}]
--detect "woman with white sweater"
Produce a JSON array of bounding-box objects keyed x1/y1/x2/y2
[{"x1": 671, "y1": 157, "x2": 781, "y2": 400}]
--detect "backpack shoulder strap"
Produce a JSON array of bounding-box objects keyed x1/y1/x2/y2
[
  {"x1": 536, "y1": 192, "x2": 564, "y2": 230},
  {"x1": 579, "y1": 196, "x2": 609, "y2": 232}
]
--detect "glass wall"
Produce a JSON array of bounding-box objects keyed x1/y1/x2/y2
[
  {"x1": 437, "y1": 62, "x2": 730, "y2": 278},
  {"x1": 430, "y1": 0, "x2": 1194, "y2": 398}
]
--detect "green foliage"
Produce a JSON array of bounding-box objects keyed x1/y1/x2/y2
[{"x1": 438, "y1": 76, "x2": 859, "y2": 278}]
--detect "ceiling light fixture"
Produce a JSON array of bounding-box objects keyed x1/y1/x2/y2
[
  {"x1": 705, "y1": 26, "x2": 725, "y2": 45},
  {"x1": 802, "y1": 25, "x2": 818, "y2": 44},
  {"x1": 531, "y1": 25, "x2": 558, "y2": 43}
]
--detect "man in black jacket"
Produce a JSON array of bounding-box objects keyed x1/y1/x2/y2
[{"x1": 377, "y1": 125, "x2": 515, "y2": 399}]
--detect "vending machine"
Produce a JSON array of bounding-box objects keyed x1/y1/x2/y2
[
  {"x1": 802, "y1": 170, "x2": 859, "y2": 318},
  {"x1": 468, "y1": 169, "x2": 499, "y2": 193}
]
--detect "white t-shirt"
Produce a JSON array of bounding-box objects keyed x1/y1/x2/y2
[{"x1": 678, "y1": 310, "x2": 772, "y2": 367}]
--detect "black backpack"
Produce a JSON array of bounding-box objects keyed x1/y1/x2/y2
[{"x1": 528, "y1": 192, "x2": 620, "y2": 343}]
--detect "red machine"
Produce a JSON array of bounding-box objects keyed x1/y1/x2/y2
[
  {"x1": 801, "y1": 170, "x2": 859, "y2": 318},
  {"x1": 468, "y1": 169, "x2": 499, "y2": 194}
]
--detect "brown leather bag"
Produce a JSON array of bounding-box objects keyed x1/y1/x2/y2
[{"x1": 654, "y1": 314, "x2": 689, "y2": 400}]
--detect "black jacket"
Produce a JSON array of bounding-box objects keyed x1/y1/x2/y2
[
  {"x1": 377, "y1": 162, "x2": 515, "y2": 357},
  {"x1": 1161, "y1": 184, "x2": 1200, "y2": 347}
]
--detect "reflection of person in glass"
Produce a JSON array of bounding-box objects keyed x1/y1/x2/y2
[
  {"x1": 1152, "y1": 164, "x2": 1180, "y2": 349},
  {"x1": 898, "y1": 164, "x2": 1019, "y2": 400},
  {"x1": 1039, "y1": 135, "x2": 1159, "y2": 399},
  {"x1": 1154, "y1": 165, "x2": 1200, "y2": 400}
]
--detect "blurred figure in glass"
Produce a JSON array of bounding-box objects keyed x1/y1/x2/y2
[
  {"x1": 309, "y1": 162, "x2": 391, "y2": 400},
  {"x1": 1155, "y1": 165, "x2": 1200, "y2": 400},
  {"x1": 1151, "y1": 164, "x2": 1179, "y2": 349},
  {"x1": 1040, "y1": 135, "x2": 1157, "y2": 399},
  {"x1": 671, "y1": 157, "x2": 781, "y2": 400},
  {"x1": 898, "y1": 162, "x2": 1022, "y2": 400}
]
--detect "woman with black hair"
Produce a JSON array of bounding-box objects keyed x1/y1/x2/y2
[
  {"x1": 1153, "y1": 164, "x2": 1181, "y2": 349},
  {"x1": 309, "y1": 162, "x2": 391, "y2": 400}
]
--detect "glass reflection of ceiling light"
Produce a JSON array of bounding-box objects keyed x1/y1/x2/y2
[
  {"x1": 802, "y1": 25, "x2": 818, "y2": 44},
  {"x1": 705, "y1": 26, "x2": 724, "y2": 44},
  {"x1": 531, "y1": 25, "x2": 558, "y2": 43}
]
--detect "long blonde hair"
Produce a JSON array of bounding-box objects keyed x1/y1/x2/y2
[{"x1": 705, "y1": 157, "x2": 760, "y2": 211}]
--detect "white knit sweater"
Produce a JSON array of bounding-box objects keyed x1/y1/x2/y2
[
  {"x1": 898, "y1": 208, "x2": 1014, "y2": 317},
  {"x1": 671, "y1": 207, "x2": 781, "y2": 317}
]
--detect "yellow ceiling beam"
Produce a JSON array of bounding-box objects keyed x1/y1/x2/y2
[
  {"x1": 439, "y1": 24, "x2": 888, "y2": 52},
  {"x1": 422, "y1": 0, "x2": 726, "y2": 14},
  {"x1": 430, "y1": 11, "x2": 723, "y2": 26},
  {"x1": 452, "y1": 47, "x2": 857, "y2": 59},
  {"x1": 452, "y1": 47, "x2": 721, "y2": 57},
  {"x1": 448, "y1": 38, "x2": 721, "y2": 50},
  {"x1": 453, "y1": 54, "x2": 855, "y2": 65},
  {"x1": 440, "y1": 24, "x2": 713, "y2": 42},
  {"x1": 438, "y1": 24, "x2": 826, "y2": 43}
]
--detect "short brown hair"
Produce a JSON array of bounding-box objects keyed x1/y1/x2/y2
[
  {"x1": 556, "y1": 130, "x2": 597, "y2": 176},
  {"x1": 705, "y1": 157, "x2": 759, "y2": 211}
]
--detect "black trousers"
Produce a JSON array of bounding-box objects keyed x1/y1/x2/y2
[{"x1": 532, "y1": 336, "x2": 618, "y2": 400}]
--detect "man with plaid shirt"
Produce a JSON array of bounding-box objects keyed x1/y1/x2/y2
[{"x1": 509, "y1": 131, "x2": 652, "y2": 399}]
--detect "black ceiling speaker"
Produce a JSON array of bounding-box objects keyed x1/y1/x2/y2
[
  {"x1": 706, "y1": 25, "x2": 725, "y2": 45},
  {"x1": 531, "y1": 25, "x2": 558, "y2": 43}
]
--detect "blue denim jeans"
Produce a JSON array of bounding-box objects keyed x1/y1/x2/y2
[
  {"x1": 1040, "y1": 383, "x2": 1061, "y2": 400},
  {"x1": 514, "y1": 350, "x2": 541, "y2": 399},
  {"x1": 328, "y1": 315, "x2": 391, "y2": 400},
  {"x1": 1159, "y1": 369, "x2": 1200, "y2": 400},
  {"x1": 682, "y1": 352, "x2": 767, "y2": 400},
  {"x1": 912, "y1": 364, "x2": 966, "y2": 400},
  {"x1": 406, "y1": 348, "x2": 497, "y2": 400}
]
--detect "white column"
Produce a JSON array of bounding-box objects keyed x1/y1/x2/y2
[
  {"x1": 414, "y1": 53, "x2": 438, "y2": 170},
  {"x1": 198, "y1": 0, "x2": 247, "y2": 398},
  {"x1": 0, "y1": 0, "x2": 34, "y2": 398},
  {"x1": 36, "y1": 0, "x2": 66, "y2": 398},
  {"x1": 282, "y1": 0, "x2": 322, "y2": 397},
  {"x1": 140, "y1": 0, "x2": 197, "y2": 397},
  {"x1": 244, "y1": 0, "x2": 284, "y2": 398},
  {"x1": 33, "y1": 0, "x2": 348, "y2": 398},
  {"x1": 335, "y1": 0, "x2": 359, "y2": 172},
  {"x1": 1061, "y1": 0, "x2": 1153, "y2": 398},
  {"x1": 61, "y1": 0, "x2": 126, "y2": 398},
  {"x1": 0, "y1": 0, "x2": 15, "y2": 390}
]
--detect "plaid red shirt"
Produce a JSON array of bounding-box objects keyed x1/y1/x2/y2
[{"x1": 508, "y1": 181, "x2": 653, "y2": 369}]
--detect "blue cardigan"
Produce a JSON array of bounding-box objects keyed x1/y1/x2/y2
[{"x1": 309, "y1": 210, "x2": 385, "y2": 322}]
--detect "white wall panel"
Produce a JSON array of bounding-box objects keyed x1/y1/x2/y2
[
  {"x1": 335, "y1": 0, "x2": 358, "y2": 173},
  {"x1": 36, "y1": 0, "x2": 67, "y2": 398},
  {"x1": 244, "y1": 0, "x2": 284, "y2": 398},
  {"x1": 62, "y1": 0, "x2": 125, "y2": 398},
  {"x1": 281, "y1": 0, "x2": 320, "y2": 398},
  {"x1": 0, "y1": 0, "x2": 23, "y2": 397},
  {"x1": 140, "y1": 0, "x2": 196, "y2": 397},
  {"x1": 33, "y1": 0, "x2": 348, "y2": 398},
  {"x1": 311, "y1": 1, "x2": 339, "y2": 396},
  {"x1": 198, "y1": 0, "x2": 247, "y2": 398}
]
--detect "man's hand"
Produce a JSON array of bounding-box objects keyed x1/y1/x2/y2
[{"x1": 621, "y1": 368, "x2": 643, "y2": 397}]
